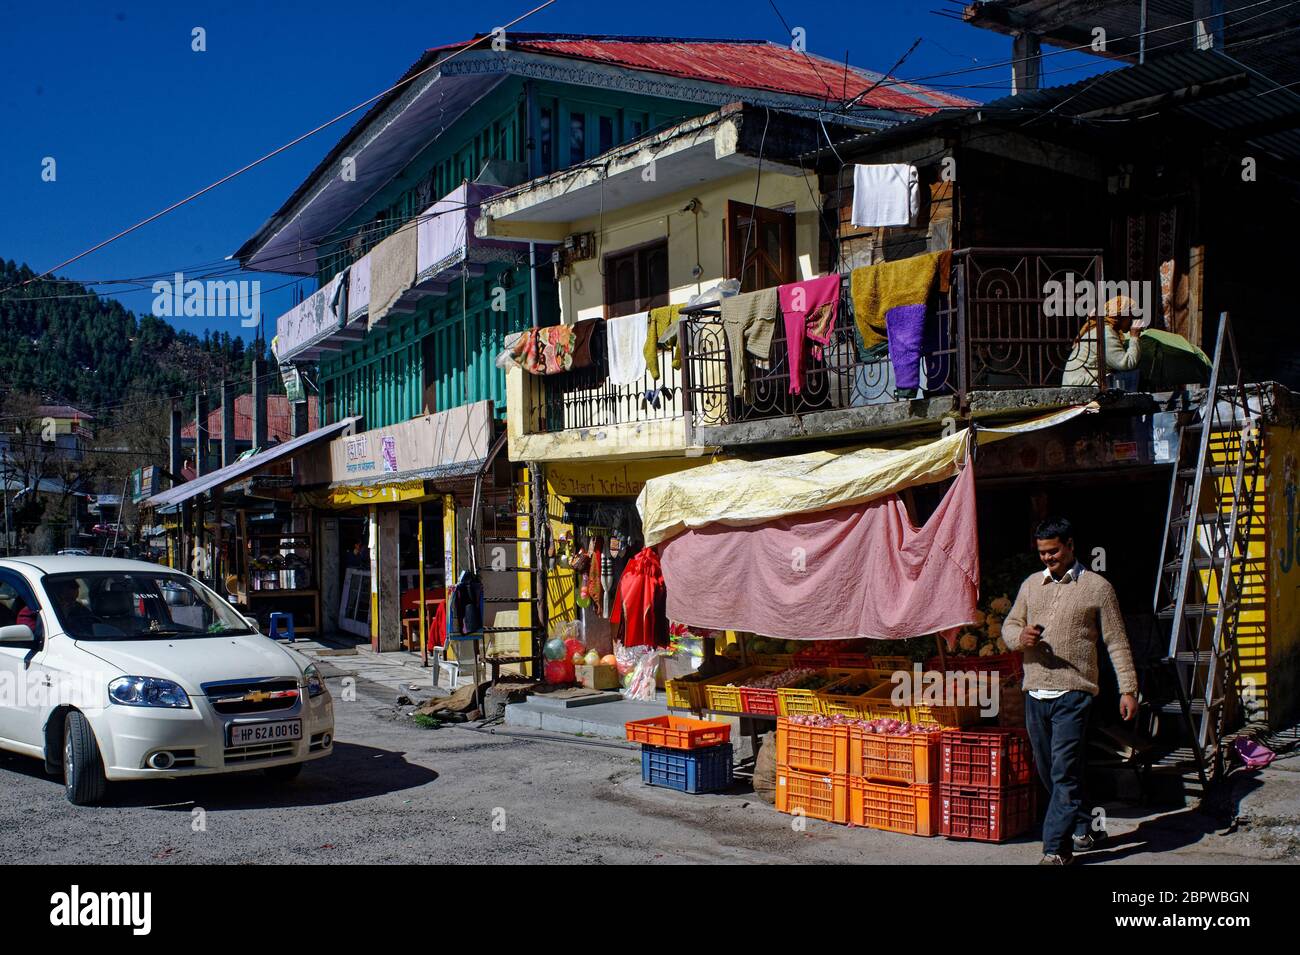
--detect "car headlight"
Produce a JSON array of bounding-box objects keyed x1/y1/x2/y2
[
  {"x1": 303, "y1": 664, "x2": 326, "y2": 699},
  {"x1": 108, "y1": 676, "x2": 192, "y2": 708}
]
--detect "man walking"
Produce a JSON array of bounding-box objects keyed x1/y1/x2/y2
[{"x1": 1003, "y1": 517, "x2": 1139, "y2": 865}]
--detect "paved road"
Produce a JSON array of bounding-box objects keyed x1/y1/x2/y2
[{"x1": 0, "y1": 667, "x2": 1289, "y2": 864}]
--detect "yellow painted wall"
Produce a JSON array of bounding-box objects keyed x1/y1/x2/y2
[
  {"x1": 1265, "y1": 422, "x2": 1300, "y2": 727},
  {"x1": 559, "y1": 169, "x2": 822, "y2": 323},
  {"x1": 1201, "y1": 420, "x2": 1300, "y2": 727},
  {"x1": 541, "y1": 456, "x2": 711, "y2": 634}
]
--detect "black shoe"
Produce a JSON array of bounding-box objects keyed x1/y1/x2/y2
[
  {"x1": 1073, "y1": 832, "x2": 1107, "y2": 852},
  {"x1": 1038, "y1": 853, "x2": 1075, "y2": 866}
]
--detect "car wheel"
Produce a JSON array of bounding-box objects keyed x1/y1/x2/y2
[
  {"x1": 264, "y1": 762, "x2": 303, "y2": 781},
  {"x1": 63, "y1": 711, "x2": 107, "y2": 806}
]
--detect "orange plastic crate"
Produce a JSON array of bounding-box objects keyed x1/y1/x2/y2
[
  {"x1": 849, "y1": 729, "x2": 942, "y2": 783},
  {"x1": 776, "y1": 718, "x2": 850, "y2": 774},
  {"x1": 625, "y1": 715, "x2": 732, "y2": 750},
  {"x1": 868, "y1": 655, "x2": 912, "y2": 672},
  {"x1": 849, "y1": 777, "x2": 940, "y2": 836},
  {"x1": 775, "y1": 767, "x2": 848, "y2": 823}
]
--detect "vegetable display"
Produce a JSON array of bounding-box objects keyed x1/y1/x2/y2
[
  {"x1": 722, "y1": 667, "x2": 817, "y2": 690},
  {"x1": 786, "y1": 713, "x2": 942, "y2": 735}
]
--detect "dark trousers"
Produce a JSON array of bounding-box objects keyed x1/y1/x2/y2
[{"x1": 1024, "y1": 690, "x2": 1094, "y2": 856}]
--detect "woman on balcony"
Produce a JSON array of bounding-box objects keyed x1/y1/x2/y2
[{"x1": 1062, "y1": 295, "x2": 1143, "y2": 388}]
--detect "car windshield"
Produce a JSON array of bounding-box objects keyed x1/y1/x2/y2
[{"x1": 42, "y1": 571, "x2": 255, "y2": 640}]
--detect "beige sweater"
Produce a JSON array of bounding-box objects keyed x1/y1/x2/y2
[{"x1": 1002, "y1": 565, "x2": 1139, "y2": 696}]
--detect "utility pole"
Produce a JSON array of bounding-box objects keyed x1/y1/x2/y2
[{"x1": 1, "y1": 448, "x2": 9, "y2": 557}]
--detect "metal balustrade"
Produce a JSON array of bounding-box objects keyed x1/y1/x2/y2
[{"x1": 518, "y1": 248, "x2": 1106, "y2": 438}]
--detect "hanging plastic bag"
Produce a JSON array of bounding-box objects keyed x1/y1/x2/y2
[{"x1": 623, "y1": 648, "x2": 664, "y2": 702}]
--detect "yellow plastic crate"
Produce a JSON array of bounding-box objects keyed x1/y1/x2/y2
[
  {"x1": 704, "y1": 667, "x2": 776, "y2": 714},
  {"x1": 665, "y1": 669, "x2": 740, "y2": 711},
  {"x1": 817, "y1": 673, "x2": 884, "y2": 718},
  {"x1": 777, "y1": 668, "x2": 865, "y2": 717}
]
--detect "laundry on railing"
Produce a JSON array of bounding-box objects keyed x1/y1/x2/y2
[
  {"x1": 849, "y1": 250, "x2": 950, "y2": 398},
  {"x1": 778, "y1": 274, "x2": 840, "y2": 396},
  {"x1": 496, "y1": 320, "x2": 600, "y2": 375},
  {"x1": 719, "y1": 286, "x2": 779, "y2": 398},
  {"x1": 645, "y1": 304, "x2": 683, "y2": 380},
  {"x1": 607, "y1": 311, "x2": 649, "y2": 386}
]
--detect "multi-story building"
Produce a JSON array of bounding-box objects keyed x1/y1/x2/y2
[
  {"x1": 482, "y1": 26, "x2": 1300, "y2": 796},
  {"x1": 236, "y1": 34, "x2": 965, "y2": 659}
]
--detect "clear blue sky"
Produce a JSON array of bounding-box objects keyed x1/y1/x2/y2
[{"x1": 0, "y1": 0, "x2": 1111, "y2": 340}]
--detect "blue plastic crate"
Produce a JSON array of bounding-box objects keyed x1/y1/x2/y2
[{"x1": 640, "y1": 743, "x2": 733, "y2": 794}]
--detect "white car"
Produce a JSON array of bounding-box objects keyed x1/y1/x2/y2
[{"x1": 0, "y1": 556, "x2": 334, "y2": 805}]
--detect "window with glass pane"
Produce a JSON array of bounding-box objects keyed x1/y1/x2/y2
[{"x1": 604, "y1": 240, "x2": 669, "y2": 318}]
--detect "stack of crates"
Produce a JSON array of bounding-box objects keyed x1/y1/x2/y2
[
  {"x1": 846, "y1": 728, "x2": 943, "y2": 836},
  {"x1": 774, "y1": 719, "x2": 850, "y2": 823},
  {"x1": 939, "y1": 728, "x2": 1036, "y2": 842},
  {"x1": 625, "y1": 716, "x2": 734, "y2": 794}
]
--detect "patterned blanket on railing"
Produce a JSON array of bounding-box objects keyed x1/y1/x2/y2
[{"x1": 496, "y1": 321, "x2": 599, "y2": 375}]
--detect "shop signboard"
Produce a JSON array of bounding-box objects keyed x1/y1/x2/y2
[
  {"x1": 546, "y1": 457, "x2": 709, "y2": 499},
  {"x1": 281, "y1": 363, "x2": 305, "y2": 403},
  {"x1": 130, "y1": 466, "x2": 158, "y2": 504},
  {"x1": 295, "y1": 400, "x2": 492, "y2": 488},
  {"x1": 974, "y1": 415, "x2": 1158, "y2": 477}
]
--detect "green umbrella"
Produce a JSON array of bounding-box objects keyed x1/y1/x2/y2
[{"x1": 1139, "y1": 329, "x2": 1212, "y2": 390}]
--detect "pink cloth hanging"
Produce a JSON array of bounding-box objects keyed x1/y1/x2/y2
[
  {"x1": 779, "y1": 275, "x2": 841, "y2": 395},
  {"x1": 659, "y1": 463, "x2": 979, "y2": 640}
]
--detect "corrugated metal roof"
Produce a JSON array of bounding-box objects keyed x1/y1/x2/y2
[
  {"x1": 495, "y1": 34, "x2": 974, "y2": 112},
  {"x1": 976, "y1": 49, "x2": 1300, "y2": 164},
  {"x1": 811, "y1": 47, "x2": 1300, "y2": 169},
  {"x1": 147, "y1": 417, "x2": 359, "y2": 507},
  {"x1": 180, "y1": 394, "x2": 319, "y2": 443}
]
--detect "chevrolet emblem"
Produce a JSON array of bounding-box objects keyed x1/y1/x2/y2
[{"x1": 242, "y1": 690, "x2": 272, "y2": 703}]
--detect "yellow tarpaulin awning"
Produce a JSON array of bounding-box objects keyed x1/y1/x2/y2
[{"x1": 637, "y1": 406, "x2": 1093, "y2": 546}]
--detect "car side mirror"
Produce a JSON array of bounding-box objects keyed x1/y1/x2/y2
[
  {"x1": 243, "y1": 615, "x2": 260, "y2": 632},
  {"x1": 0, "y1": 624, "x2": 36, "y2": 645}
]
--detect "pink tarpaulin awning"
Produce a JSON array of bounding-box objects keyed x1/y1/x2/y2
[{"x1": 659, "y1": 462, "x2": 979, "y2": 640}]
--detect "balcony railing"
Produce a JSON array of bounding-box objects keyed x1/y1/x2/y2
[
  {"x1": 681, "y1": 248, "x2": 1106, "y2": 429},
  {"x1": 520, "y1": 323, "x2": 686, "y2": 436}
]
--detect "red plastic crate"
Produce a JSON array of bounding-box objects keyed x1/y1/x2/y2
[
  {"x1": 776, "y1": 718, "x2": 850, "y2": 774},
  {"x1": 940, "y1": 783, "x2": 1036, "y2": 842},
  {"x1": 940, "y1": 728, "x2": 1034, "y2": 788},
  {"x1": 849, "y1": 729, "x2": 942, "y2": 783},
  {"x1": 775, "y1": 768, "x2": 848, "y2": 823},
  {"x1": 849, "y1": 777, "x2": 940, "y2": 836},
  {"x1": 740, "y1": 685, "x2": 782, "y2": 716}
]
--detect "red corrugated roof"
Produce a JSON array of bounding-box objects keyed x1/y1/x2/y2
[
  {"x1": 429, "y1": 34, "x2": 973, "y2": 113},
  {"x1": 181, "y1": 395, "x2": 318, "y2": 443}
]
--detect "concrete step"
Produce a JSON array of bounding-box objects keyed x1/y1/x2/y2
[{"x1": 504, "y1": 694, "x2": 669, "y2": 740}]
